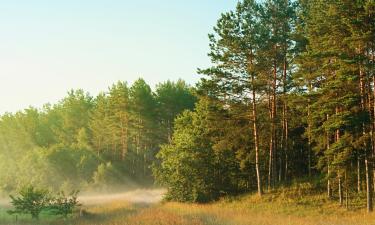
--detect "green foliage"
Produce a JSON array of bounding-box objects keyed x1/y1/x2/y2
[
  {"x1": 48, "y1": 191, "x2": 81, "y2": 218},
  {"x1": 155, "y1": 79, "x2": 197, "y2": 141},
  {"x1": 155, "y1": 0, "x2": 375, "y2": 208},
  {"x1": 0, "y1": 78, "x2": 195, "y2": 194},
  {"x1": 154, "y1": 98, "x2": 244, "y2": 202},
  {"x1": 8, "y1": 186, "x2": 50, "y2": 219},
  {"x1": 93, "y1": 162, "x2": 120, "y2": 189},
  {"x1": 154, "y1": 103, "x2": 215, "y2": 202}
]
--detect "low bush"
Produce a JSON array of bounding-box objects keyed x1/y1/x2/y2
[
  {"x1": 48, "y1": 190, "x2": 81, "y2": 218},
  {"x1": 8, "y1": 186, "x2": 50, "y2": 219},
  {"x1": 7, "y1": 186, "x2": 81, "y2": 220}
]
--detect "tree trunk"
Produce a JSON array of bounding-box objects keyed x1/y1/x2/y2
[
  {"x1": 249, "y1": 53, "x2": 263, "y2": 197},
  {"x1": 339, "y1": 176, "x2": 343, "y2": 206},
  {"x1": 327, "y1": 116, "x2": 332, "y2": 198},
  {"x1": 282, "y1": 53, "x2": 288, "y2": 182},
  {"x1": 335, "y1": 107, "x2": 342, "y2": 206},
  {"x1": 327, "y1": 164, "x2": 332, "y2": 199},
  {"x1": 272, "y1": 56, "x2": 277, "y2": 187},
  {"x1": 345, "y1": 170, "x2": 349, "y2": 210},
  {"x1": 358, "y1": 156, "x2": 361, "y2": 193},
  {"x1": 121, "y1": 115, "x2": 129, "y2": 161},
  {"x1": 284, "y1": 152, "x2": 288, "y2": 181},
  {"x1": 252, "y1": 86, "x2": 263, "y2": 196},
  {"x1": 268, "y1": 91, "x2": 273, "y2": 191},
  {"x1": 369, "y1": 53, "x2": 375, "y2": 213},
  {"x1": 373, "y1": 73, "x2": 375, "y2": 194},
  {"x1": 308, "y1": 82, "x2": 313, "y2": 177},
  {"x1": 366, "y1": 157, "x2": 373, "y2": 212}
]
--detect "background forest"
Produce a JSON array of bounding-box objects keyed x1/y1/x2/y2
[{"x1": 0, "y1": 79, "x2": 196, "y2": 194}]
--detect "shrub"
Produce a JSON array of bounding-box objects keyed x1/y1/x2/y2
[
  {"x1": 8, "y1": 186, "x2": 50, "y2": 219},
  {"x1": 8, "y1": 186, "x2": 81, "y2": 219},
  {"x1": 48, "y1": 190, "x2": 81, "y2": 218}
]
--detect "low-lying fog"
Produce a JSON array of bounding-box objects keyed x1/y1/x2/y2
[
  {"x1": 0, "y1": 199, "x2": 8, "y2": 207},
  {"x1": 79, "y1": 189, "x2": 166, "y2": 205},
  {"x1": 0, "y1": 189, "x2": 166, "y2": 207}
]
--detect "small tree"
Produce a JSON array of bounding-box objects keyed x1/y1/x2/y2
[
  {"x1": 48, "y1": 190, "x2": 81, "y2": 218},
  {"x1": 8, "y1": 186, "x2": 50, "y2": 219}
]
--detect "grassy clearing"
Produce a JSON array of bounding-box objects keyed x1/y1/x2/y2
[
  {"x1": 1, "y1": 185, "x2": 375, "y2": 225},
  {"x1": 162, "y1": 193, "x2": 374, "y2": 225}
]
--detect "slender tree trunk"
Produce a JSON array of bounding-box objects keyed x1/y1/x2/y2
[
  {"x1": 308, "y1": 82, "x2": 313, "y2": 177},
  {"x1": 359, "y1": 60, "x2": 366, "y2": 193},
  {"x1": 339, "y1": 176, "x2": 343, "y2": 206},
  {"x1": 267, "y1": 53, "x2": 278, "y2": 189},
  {"x1": 369, "y1": 49, "x2": 375, "y2": 213},
  {"x1": 368, "y1": 54, "x2": 375, "y2": 193},
  {"x1": 336, "y1": 107, "x2": 342, "y2": 206},
  {"x1": 345, "y1": 170, "x2": 349, "y2": 210},
  {"x1": 249, "y1": 54, "x2": 263, "y2": 197},
  {"x1": 358, "y1": 156, "x2": 361, "y2": 193},
  {"x1": 373, "y1": 63, "x2": 375, "y2": 195},
  {"x1": 121, "y1": 116, "x2": 129, "y2": 161},
  {"x1": 327, "y1": 164, "x2": 332, "y2": 198},
  {"x1": 282, "y1": 53, "x2": 288, "y2": 182},
  {"x1": 327, "y1": 115, "x2": 332, "y2": 199},
  {"x1": 252, "y1": 84, "x2": 263, "y2": 196},
  {"x1": 366, "y1": 156, "x2": 373, "y2": 212},
  {"x1": 285, "y1": 152, "x2": 288, "y2": 181},
  {"x1": 279, "y1": 128, "x2": 283, "y2": 183},
  {"x1": 268, "y1": 91, "x2": 273, "y2": 191},
  {"x1": 272, "y1": 56, "x2": 277, "y2": 187},
  {"x1": 113, "y1": 133, "x2": 117, "y2": 160}
]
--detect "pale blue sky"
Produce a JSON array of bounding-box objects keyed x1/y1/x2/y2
[{"x1": 0, "y1": 0, "x2": 237, "y2": 114}]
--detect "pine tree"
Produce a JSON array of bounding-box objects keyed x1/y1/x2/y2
[
  {"x1": 155, "y1": 80, "x2": 196, "y2": 142},
  {"x1": 199, "y1": 0, "x2": 269, "y2": 196}
]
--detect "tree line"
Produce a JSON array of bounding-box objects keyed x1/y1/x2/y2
[
  {"x1": 154, "y1": 0, "x2": 375, "y2": 212},
  {"x1": 0, "y1": 79, "x2": 196, "y2": 193}
]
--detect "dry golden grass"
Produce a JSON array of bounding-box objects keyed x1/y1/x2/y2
[
  {"x1": 3, "y1": 186, "x2": 375, "y2": 225},
  {"x1": 162, "y1": 201, "x2": 375, "y2": 225},
  {"x1": 124, "y1": 208, "x2": 205, "y2": 225},
  {"x1": 159, "y1": 187, "x2": 375, "y2": 225}
]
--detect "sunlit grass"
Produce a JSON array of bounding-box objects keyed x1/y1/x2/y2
[{"x1": 2, "y1": 185, "x2": 375, "y2": 225}]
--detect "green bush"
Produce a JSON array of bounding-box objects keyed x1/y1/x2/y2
[
  {"x1": 8, "y1": 186, "x2": 81, "y2": 219},
  {"x1": 8, "y1": 186, "x2": 50, "y2": 219},
  {"x1": 48, "y1": 190, "x2": 81, "y2": 218}
]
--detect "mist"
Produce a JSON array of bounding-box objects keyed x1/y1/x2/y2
[{"x1": 79, "y1": 189, "x2": 166, "y2": 205}]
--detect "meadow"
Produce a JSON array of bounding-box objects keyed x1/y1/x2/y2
[{"x1": 1, "y1": 185, "x2": 375, "y2": 225}]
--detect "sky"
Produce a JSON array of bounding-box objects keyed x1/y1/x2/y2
[{"x1": 0, "y1": 0, "x2": 237, "y2": 114}]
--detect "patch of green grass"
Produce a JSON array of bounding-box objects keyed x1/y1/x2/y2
[{"x1": 0, "y1": 208, "x2": 58, "y2": 224}]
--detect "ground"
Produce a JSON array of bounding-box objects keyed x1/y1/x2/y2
[{"x1": 1, "y1": 185, "x2": 375, "y2": 225}]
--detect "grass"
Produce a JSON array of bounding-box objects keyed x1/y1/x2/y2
[{"x1": 1, "y1": 183, "x2": 375, "y2": 225}]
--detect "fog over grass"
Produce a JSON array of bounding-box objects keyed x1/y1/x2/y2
[{"x1": 79, "y1": 189, "x2": 166, "y2": 205}]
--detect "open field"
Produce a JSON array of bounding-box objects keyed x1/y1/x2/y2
[{"x1": 2, "y1": 185, "x2": 375, "y2": 225}]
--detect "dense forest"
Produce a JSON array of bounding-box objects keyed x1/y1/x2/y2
[
  {"x1": 2, "y1": 0, "x2": 375, "y2": 217},
  {"x1": 153, "y1": 0, "x2": 375, "y2": 212},
  {"x1": 0, "y1": 79, "x2": 196, "y2": 193}
]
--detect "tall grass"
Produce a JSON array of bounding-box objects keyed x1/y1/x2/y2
[{"x1": 1, "y1": 183, "x2": 375, "y2": 225}]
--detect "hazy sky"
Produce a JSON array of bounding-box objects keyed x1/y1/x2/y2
[{"x1": 0, "y1": 0, "x2": 237, "y2": 114}]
